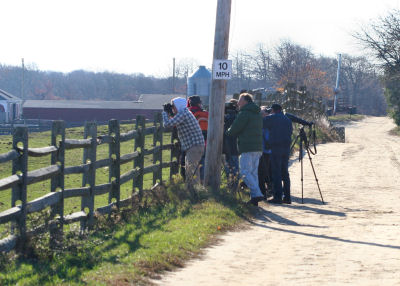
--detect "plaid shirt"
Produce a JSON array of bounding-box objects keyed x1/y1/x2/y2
[{"x1": 162, "y1": 108, "x2": 205, "y2": 151}]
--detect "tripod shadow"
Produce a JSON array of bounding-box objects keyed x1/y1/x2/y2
[
  {"x1": 284, "y1": 202, "x2": 346, "y2": 217},
  {"x1": 291, "y1": 195, "x2": 326, "y2": 205}
]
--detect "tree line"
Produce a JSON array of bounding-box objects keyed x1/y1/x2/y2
[
  {"x1": 227, "y1": 40, "x2": 386, "y2": 116},
  {"x1": 0, "y1": 41, "x2": 387, "y2": 116},
  {"x1": 354, "y1": 9, "x2": 400, "y2": 126}
]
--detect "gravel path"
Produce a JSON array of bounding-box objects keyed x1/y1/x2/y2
[{"x1": 155, "y1": 116, "x2": 400, "y2": 286}]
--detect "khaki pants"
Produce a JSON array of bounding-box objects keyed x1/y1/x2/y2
[{"x1": 185, "y1": 144, "x2": 204, "y2": 187}]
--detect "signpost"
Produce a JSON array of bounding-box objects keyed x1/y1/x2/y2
[
  {"x1": 213, "y1": 59, "x2": 232, "y2": 80},
  {"x1": 204, "y1": 0, "x2": 232, "y2": 191}
]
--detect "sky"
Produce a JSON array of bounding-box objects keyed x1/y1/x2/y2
[{"x1": 1, "y1": 0, "x2": 399, "y2": 77}]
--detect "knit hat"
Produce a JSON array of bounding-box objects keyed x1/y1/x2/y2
[{"x1": 271, "y1": 103, "x2": 282, "y2": 112}]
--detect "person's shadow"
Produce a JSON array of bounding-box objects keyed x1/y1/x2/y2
[
  {"x1": 250, "y1": 204, "x2": 400, "y2": 250},
  {"x1": 253, "y1": 207, "x2": 329, "y2": 228}
]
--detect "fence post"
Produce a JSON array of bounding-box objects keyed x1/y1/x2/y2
[
  {"x1": 133, "y1": 116, "x2": 145, "y2": 201},
  {"x1": 81, "y1": 122, "x2": 97, "y2": 230},
  {"x1": 170, "y1": 127, "x2": 180, "y2": 179},
  {"x1": 11, "y1": 127, "x2": 28, "y2": 249},
  {"x1": 50, "y1": 120, "x2": 65, "y2": 248},
  {"x1": 108, "y1": 119, "x2": 120, "y2": 208},
  {"x1": 153, "y1": 113, "x2": 163, "y2": 184}
]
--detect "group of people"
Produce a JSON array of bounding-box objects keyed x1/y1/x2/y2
[{"x1": 162, "y1": 92, "x2": 312, "y2": 206}]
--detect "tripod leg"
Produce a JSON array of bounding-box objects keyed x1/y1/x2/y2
[
  {"x1": 306, "y1": 148, "x2": 325, "y2": 204},
  {"x1": 301, "y1": 149, "x2": 304, "y2": 204}
]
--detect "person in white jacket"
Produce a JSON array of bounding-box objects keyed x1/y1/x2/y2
[{"x1": 162, "y1": 97, "x2": 205, "y2": 194}]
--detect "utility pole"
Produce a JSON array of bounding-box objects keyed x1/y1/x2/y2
[
  {"x1": 333, "y1": 53, "x2": 341, "y2": 115},
  {"x1": 172, "y1": 57, "x2": 176, "y2": 94},
  {"x1": 21, "y1": 58, "x2": 25, "y2": 119},
  {"x1": 204, "y1": 0, "x2": 231, "y2": 191}
]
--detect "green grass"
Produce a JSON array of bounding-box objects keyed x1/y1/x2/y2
[
  {"x1": 389, "y1": 126, "x2": 400, "y2": 136},
  {"x1": 0, "y1": 123, "x2": 173, "y2": 236},
  {"x1": 328, "y1": 113, "x2": 365, "y2": 123},
  {"x1": 0, "y1": 183, "x2": 250, "y2": 285},
  {"x1": 0, "y1": 123, "x2": 251, "y2": 285}
]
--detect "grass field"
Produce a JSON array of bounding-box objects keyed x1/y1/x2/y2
[
  {"x1": 0, "y1": 186, "x2": 250, "y2": 285},
  {"x1": 0, "y1": 123, "x2": 174, "y2": 237}
]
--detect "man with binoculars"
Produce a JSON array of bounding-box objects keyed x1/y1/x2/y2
[{"x1": 162, "y1": 97, "x2": 205, "y2": 194}]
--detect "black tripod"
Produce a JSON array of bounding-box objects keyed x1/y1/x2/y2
[{"x1": 290, "y1": 125, "x2": 325, "y2": 204}]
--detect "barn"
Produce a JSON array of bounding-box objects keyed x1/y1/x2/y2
[
  {"x1": 0, "y1": 89, "x2": 23, "y2": 123},
  {"x1": 23, "y1": 94, "x2": 185, "y2": 122}
]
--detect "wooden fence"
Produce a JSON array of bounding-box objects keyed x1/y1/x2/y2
[{"x1": 0, "y1": 113, "x2": 180, "y2": 253}]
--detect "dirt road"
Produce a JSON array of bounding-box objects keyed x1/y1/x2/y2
[{"x1": 155, "y1": 116, "x2": 400, "y2": 286}]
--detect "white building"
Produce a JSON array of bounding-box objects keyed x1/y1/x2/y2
[{"x1": 0, "y1": 89, "x2": 22, "y2": 123}]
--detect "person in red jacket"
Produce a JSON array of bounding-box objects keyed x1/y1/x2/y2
[{"x1": 187, "y1": 96, "x2": 208, "y2": 183}]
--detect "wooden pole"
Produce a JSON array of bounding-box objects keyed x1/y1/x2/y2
[
  {"x1": 172, "y1": 57, "x2": 176, "y2": 94},
  {"x1": 204, "y1": 0, "x2": 231, "y2": 190},
  {"x1": 21, "y1": 58, "x2": 25, "y2": 120}
]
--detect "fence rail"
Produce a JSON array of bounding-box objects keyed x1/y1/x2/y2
[{"x1": 0, "y1": 113, "x2": 180, "y2": 253}]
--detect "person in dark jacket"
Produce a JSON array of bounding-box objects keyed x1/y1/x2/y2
[
  {"x1": 263, "y1": 104, "x2": 311, "y2": 204},
  {"x1": 258, "y1": 106, "x2": 273, "y2": 199},
  {"x1": 226, "y1": 93, "x2": 264, "y2": 206},
  {"x1": 223, "y1": 99, "x2": 239, "y2": 189}
]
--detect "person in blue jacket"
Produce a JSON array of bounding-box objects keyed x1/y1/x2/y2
[{"x1": 263, "y1": 104, "x2": 311, "y2": 204}]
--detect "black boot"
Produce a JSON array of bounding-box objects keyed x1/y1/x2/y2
[{"x1": 282, "y1": 196, "x2": 291, "y2": 204}]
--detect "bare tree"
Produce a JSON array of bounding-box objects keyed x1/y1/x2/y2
[
  {"x1": 340, "y1": 55, "x2": 385, "y2": 115},
  {"x1": 250, "y1": 43, "x2": 274, "y2": 87},
  {"x1": 175, "y1": 57, "x2": 200, "y2": 79},
  {"x1": 354, "y1": 9, "x2": 400, "y2": 72},
  {"x1": 229, "y1": 50, "x2": 254, "y2": 92},
  {"x1": 354, "y1": 9, "x2": 400, "y2": 124},
  {"x1": 272, "y1": 40, "x2": 331, "y2": 100}
]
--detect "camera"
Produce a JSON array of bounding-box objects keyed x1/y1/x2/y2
[{"x1": 163, "y1": 103, "x2": 174, "y2": 116}]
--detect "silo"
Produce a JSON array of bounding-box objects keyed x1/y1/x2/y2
[{"x1": 187, "y1": 66, "x2": 211, "y2": 106}]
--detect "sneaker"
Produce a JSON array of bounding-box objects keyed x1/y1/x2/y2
[
  {"x1": 282, "y1": 197, "x2": 292, "y2": 204},
  {"x1": 267, "y1": 198, "x2": 282, "y2": 204}
]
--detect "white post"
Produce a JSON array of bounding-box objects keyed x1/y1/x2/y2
[{"x1": 333, "y1": 54, "x2": 341, "y2": 115}]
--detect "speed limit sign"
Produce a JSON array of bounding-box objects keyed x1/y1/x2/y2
[{"x1": 213, "y1": 59, "x2": 232, "y2": 80}]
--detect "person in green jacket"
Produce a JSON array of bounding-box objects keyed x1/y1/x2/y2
[{"x1": 226, "y1": 93, "x2": 264, "y2": 206}]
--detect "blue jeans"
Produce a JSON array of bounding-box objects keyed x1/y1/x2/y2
[
  {"x1": 270, "y1": 147, "x2": 290, "y2": 200},
  {"x1": 239, "y1": 152, "x2": 263, "y2": 198}
]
